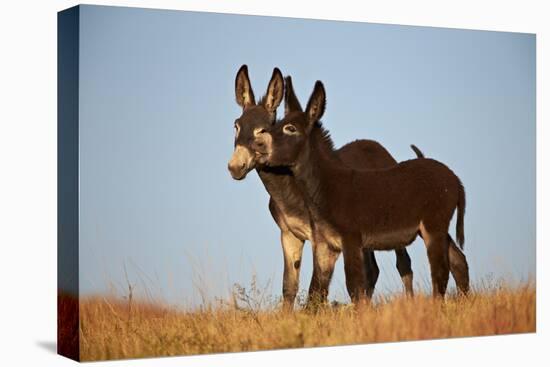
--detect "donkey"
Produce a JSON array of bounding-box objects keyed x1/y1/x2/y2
[
  {"x1": 257, "y1": 80, "x2": 467, "y2": 302},
  {"x1": 228, "y1": 65, "x2": 418, "y2": 309},
  {"x1": 281, "y1": 76, "x2": 469, "y2": 295}
]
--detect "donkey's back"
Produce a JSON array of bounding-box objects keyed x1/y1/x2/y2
[
  {"x1": 346, "y1": 158, "x2": 465, "y2": 248},
  {"x1": 337, "y1": 139, "x2": 397, "y2": 170}
]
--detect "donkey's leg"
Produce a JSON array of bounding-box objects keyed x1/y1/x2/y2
[
  {"x1": 394, "y1": 248, "x2": 414, "y2": 296},
  {"x1": 427, "y1": 235, "x2": 450, "y2": 297},
  {"x1": 308, "y1": 241, "x2": 340, "y2": 307},
  {"x1": 362, "y1": 249, "x2": 379, "y2": 298},
  {"x1": 420, "y1": 224, "x2": 450, "y2": 298},
  {"x1": 342, "y1": 237, "x2": 368, "y2": 305},
  {"x1": 448, "y1": 234, "x2": 469, "y2": 294},
  {"x1": 281, "y1": 231, "x2": 305, "y2": 311}
]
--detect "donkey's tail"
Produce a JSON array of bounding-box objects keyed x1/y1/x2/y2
[
  {"x1": 456, "y1": 179, "x2": 466, "y2": 249},
  {"x1": 410, "y1": 144, "x2": 425, "y2": 158}
]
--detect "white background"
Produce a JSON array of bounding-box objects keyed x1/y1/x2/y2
[{"x1": 0, "y1": 0, "x2": 547, "y2": 366}]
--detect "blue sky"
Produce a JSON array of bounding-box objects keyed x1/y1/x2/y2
[{"x1": 76, "y1": 5, "x2": 535, "y2": 305}]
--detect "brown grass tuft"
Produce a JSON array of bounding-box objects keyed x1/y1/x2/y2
[{"x1": 79, "y1": 282, "x2": 535, "y2": 361}]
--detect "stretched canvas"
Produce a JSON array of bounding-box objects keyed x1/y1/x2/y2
[{"x1": 58, "y1": 4, "x2": 536, "y2": 362}]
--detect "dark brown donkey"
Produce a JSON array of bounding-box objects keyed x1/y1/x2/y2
[
  {"x1": 228, "y1": 65, "x2": 418, "y2": 309},
  {"x1": 258, "y1": 80, "x2": 467, "y2": 302},
  {"x1": 281, "y1": 76, "x2": 469, "y2": 296}
]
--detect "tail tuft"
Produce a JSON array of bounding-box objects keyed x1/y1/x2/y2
[
  {"x1": 456, "y1": 179, "x2": 466, "y2": 249},
  {"x1": 410, "y1": 144, "x2": 425, "y2": 158}
]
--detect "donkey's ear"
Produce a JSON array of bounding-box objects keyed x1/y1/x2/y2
[
  {"x1": 305, "y1": 81, "x2": 326, "y2": 129},
  {"x1": 235, "y1": 64, "x2": 256, "y2": 109},
  {"x1": 261, "y1": 67, "x2": 284, "y2": 116},
  {"x1": 284, "y1": 76, "x2": 303, "y2": 115}
]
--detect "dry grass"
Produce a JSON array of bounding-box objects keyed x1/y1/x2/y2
[{"x1": 79, "y1": 282, "x2": 535, "y2": 361}]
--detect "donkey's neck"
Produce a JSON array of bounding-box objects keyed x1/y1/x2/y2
[
  {"x1": 257, "y1": 167, "x2": 307, "y2": 212},
  {"x1": 257, "y1": 166, "x2": 292, "y2": 195},
  {"x1": 292, "y1": 126, "x2": 346, "y2": 218}
]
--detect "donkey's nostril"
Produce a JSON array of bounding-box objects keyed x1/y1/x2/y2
[{"x1": 228, "y1": 161, "x2": 247, "y2": 180}]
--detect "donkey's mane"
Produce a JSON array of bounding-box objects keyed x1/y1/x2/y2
[{"x1": 311, "y1": 121, "x2": 339, "y2": 162}]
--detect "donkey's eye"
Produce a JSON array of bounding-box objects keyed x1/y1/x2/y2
[
  {"x1": 283, "y1": 124, "x2": 297, "y2": 134},
  {"x1": 254, "y1": 128, "x2": 267, "y2": 136}
]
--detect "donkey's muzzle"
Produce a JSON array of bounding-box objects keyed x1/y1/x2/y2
[
  {"x1": 228, "y1": 161, "x2": 248, "y2": 180},
  {"x1": 228, "y1": 145, "x2": 254, "y2": 180}
]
